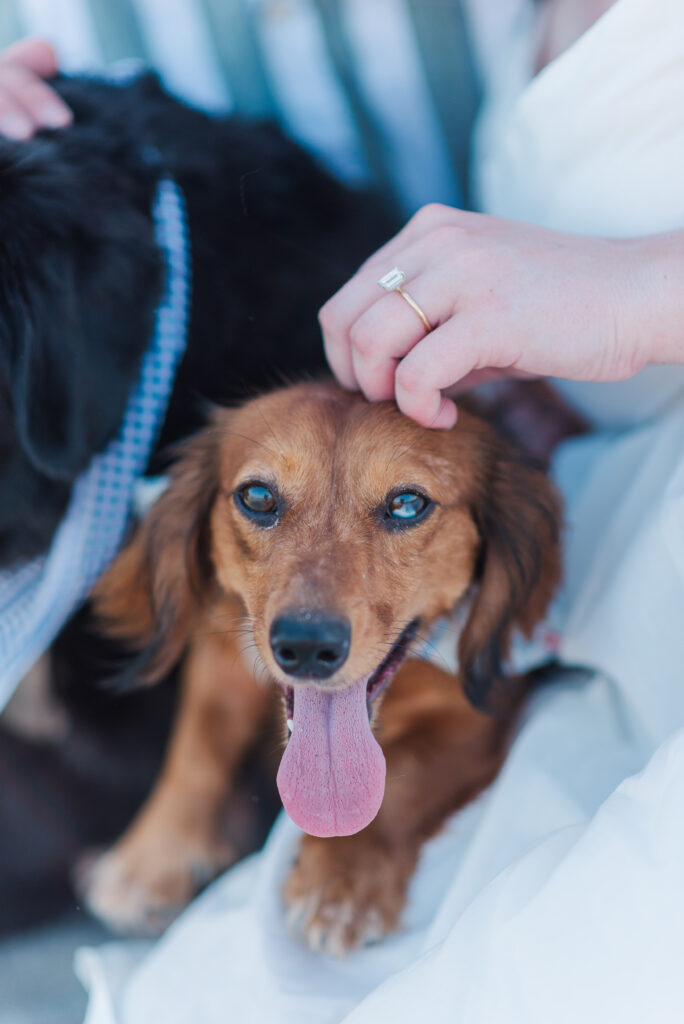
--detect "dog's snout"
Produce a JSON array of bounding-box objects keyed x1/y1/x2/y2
[{"x1": 270, "y1": 613, "x2": 350, "y2": 679}]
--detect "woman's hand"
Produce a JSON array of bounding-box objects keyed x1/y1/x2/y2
[
  {"x1": 0, "y1": 38, "x2": 71, "y2": 139},
  {"x1": 320, "y1": 204, "x2": 651, "y2": 428}
]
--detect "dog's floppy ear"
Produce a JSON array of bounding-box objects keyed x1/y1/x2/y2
[
  {"x1": 94, "y1": 428, "x2": 219, "y2": 683},
  {"x1": 0, "y1": 138, "x2": 161, "y2": 480},
  {"x1": 458, "y1": 440, "x2": 562, "y2": 710}
]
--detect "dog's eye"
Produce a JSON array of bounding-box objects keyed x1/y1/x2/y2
[
  {"x1": 236, "y1": 483, "x2": 277, "y2": 519},
  {"x1": 385, "y1": 491, "x2": 431, "y2": 525}
]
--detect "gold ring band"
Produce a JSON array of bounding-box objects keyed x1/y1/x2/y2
[
  {"x1": 395, "y1": 285, "x2": 432, "y2": 334},
  {"x1": 377, "y1": 267, "x2": 433, "y2": 335}
]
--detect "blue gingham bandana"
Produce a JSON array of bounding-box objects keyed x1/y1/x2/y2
[{"x1": 0, "y1": 177, "x2": 190, "y2": 709}]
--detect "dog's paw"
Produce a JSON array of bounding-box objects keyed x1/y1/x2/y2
[
  {"x1": 74, "y1": 829, "x2": 235, "y2": 936},
  {"x1": 282, "y1": 834, "x2": 411, "y2": 955}
]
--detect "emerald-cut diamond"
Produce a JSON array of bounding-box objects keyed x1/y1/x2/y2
[{"x1": 377, "y1": 267, "x2": 406, "y2": 291}]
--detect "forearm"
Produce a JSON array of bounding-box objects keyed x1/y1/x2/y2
[{"x1": 624, "y1": 230, "x2": 684, "y2": 368}]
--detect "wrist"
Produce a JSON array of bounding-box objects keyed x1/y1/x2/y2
[{"x1": 619, "y1": 232, "x2": 684, "y2": 370}]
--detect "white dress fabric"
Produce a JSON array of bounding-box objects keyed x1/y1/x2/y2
[{"x1": 79, "y1": 1, "x2": 684, "y2": 1021}]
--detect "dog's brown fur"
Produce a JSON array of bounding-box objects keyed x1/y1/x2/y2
[{"x1": 85, "y1": 382, "x2": 561, "y2": 949}]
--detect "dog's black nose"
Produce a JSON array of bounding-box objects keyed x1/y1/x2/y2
[{"x1": 270, "y1": 613, "x2": 350, "y2": 679}]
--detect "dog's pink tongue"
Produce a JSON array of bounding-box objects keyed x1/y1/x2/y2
[{"x1": 277, "y1": 677, "x2": 386, "y2": 838}]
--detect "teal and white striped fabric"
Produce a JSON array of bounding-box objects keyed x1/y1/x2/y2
[{"x1": 1, "y1": 0, "x2": 480, "y2": 213}]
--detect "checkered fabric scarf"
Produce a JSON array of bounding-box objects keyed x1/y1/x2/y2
[{"x1": 0, "y1": 177, "x2": 190, "y2": 709}]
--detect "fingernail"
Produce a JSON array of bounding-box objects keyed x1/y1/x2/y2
[
  {"x1": 39, "y1": 104, "x2": 72, "y2": 128},
  {"x1": 0, "y1": 112, "x2": 32, "y2": 139}
]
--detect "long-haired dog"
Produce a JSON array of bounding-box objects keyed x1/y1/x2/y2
[{"x1": 89, "y1": 382, "x2": 561, "y2": 952}]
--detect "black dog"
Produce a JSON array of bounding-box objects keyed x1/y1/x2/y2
[
  {"x1": 0, "y1": 73, "x2": 392, "y2": 932},
  {"x1": 0, "y1": 72, "x2": 390, "y2": 564}
]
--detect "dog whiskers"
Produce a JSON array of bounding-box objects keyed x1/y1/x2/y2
[
  {"x1": 413, "y1": 631, "x2": 450, "y2": 672},
  {"x1": 201, "y1": 628, "x2": 254, "y2": 638}
]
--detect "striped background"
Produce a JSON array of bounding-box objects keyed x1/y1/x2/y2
[{"x1": 0, "y1": 0, "x2": 482, "y2": 212}]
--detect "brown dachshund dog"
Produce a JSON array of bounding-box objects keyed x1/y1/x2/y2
[{"x1": 83, "y1": 382, "x2": 561, "y2": 952}]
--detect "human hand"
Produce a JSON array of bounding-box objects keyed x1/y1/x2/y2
[
  {"x1": 0, "y1": 37, "x2": 71, "y2": 139},
  {"x1": 320, "y1": 204, "x2": 645, "y2": 427}
]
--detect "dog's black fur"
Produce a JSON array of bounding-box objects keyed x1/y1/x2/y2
[
  {"x1": 0, "y1": 72, "x2": 391, "y2": 565},
  {"x1": 0, "y1": 73, "x2": 393, "y2": 932}
]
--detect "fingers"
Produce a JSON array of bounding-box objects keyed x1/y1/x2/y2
[
  {"x1": 320, "y1": 271, "x2": 384, "y2": 390},
  {"x1": 320, "y1": 202, "x2": 490, "y2": 428},
  {"x1": 323, "y1": 264, "x2": 468, "y2": 428},
  {"x1": 349, "y1": 294, "x2": 424, "y2": 401},
  {"x1": 2, "y1": 37, "x2": 59, "y2": 77},
  {"x1": 348, "y1": 270, "x2": 451, "y2": 401},
  {"x1": 394, "y1": 320, "x2": 488, "y2": 427},
  {"x1": 320, "y1": 204, "x2": 467, "y2": 390},
  {"x1": 0, "y1": 87, "x2": 33, "y2": 139},
  {"x1": 322, "y1": 253, "x2": 466, "y2": 424},
  {"x1": 394, "y1": 343, "x2": 535, "y2": 427},
  {"x1": 0, "y1": 38, "x2": 71, "y2": 138},
  {"x1": 322, "y1": 266, "x2": 441, "y2": 399}
]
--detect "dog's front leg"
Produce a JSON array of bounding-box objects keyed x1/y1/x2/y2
[
  {"x1": 283, "y1": 660, "x2": 509, "y2": 954},
  {"x1": 78, "y1": 615, "x2": 270, "y2": 935}
]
